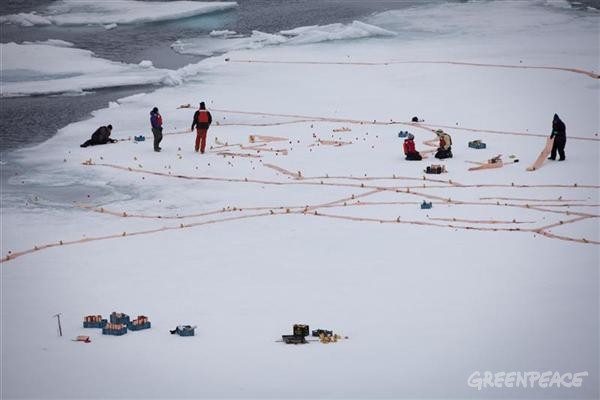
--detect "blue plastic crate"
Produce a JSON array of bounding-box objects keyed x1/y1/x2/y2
[
  {"x1": 102, "y1": 326, "x2": 127, "y2": 336},
  {"x1": 129, "y1": 321, "x2": 151, "y2": 331},
  {"x1": 421, "y1": 201, "x2": 433, "y2": 209},
  {"x1": 178, "y1": 326, "x2": 195, "y2": 336},
  {"x1": 134, "y1": 135, "x2": 145, "y2": 142},
  {"x1": 398, "y1": 131, "x2": 409, "y2": 138},
  {"x1": 468, "y1": 140, "x2": 486, "y2": 149},
  {"x1": 83, "y1": 319, "x2": 107, "y2": 329},
  {"x1": 110, "y1": 312, "x2": 130, "y2": 325}
]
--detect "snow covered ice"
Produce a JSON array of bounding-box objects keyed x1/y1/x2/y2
[{"x1": 1, "y1": 0, "x2": 599, "y2": 398}]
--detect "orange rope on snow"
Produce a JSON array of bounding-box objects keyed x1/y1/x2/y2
[
  {"x1": 1, "y1": 211, "x2": 277, "y2": 263},
  {"x1": 479, "y1": 197, "x2": 587, "y2": 202},
  {"x1": 427, "y1": 217, "x2": 536, "y2": 225},
  {"x1": 248, "y1": 134, "x2": 289, "y2": 143},
  {"x1": 209, "y1": 108, "x2": 598, "y2": 142},
  {"x1": 218, "y1": 119, "x2": 320, "y2": 128},
  {"x1": 306, "y1": 211, "x2": 599, "y2": 245},
  {"x1": 226, "y1": 58, "x2": 600, "y2": 80},
  {"x1": 262, "y1": 163, "x2": 302, "y2": 179}
]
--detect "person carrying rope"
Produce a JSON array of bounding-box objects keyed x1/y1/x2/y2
[
  {"x1": 548, "y1": 113, "x2": 566, "y2": 161},
  {"x1": 80, "y1": 124, "x2": 116, "y2": 148},
  {"x1": 403, "y1": 133, "x2": 422, "y2": 160},
  {"x1": 150, "y1": 107, "x2": 163, "y2": 152},
  {"x1": 191, "y1": 102, "x2": 213, "y2": 154},
  {"x1": 434, "y1": 129, "x2": 453, "y2": 159}
]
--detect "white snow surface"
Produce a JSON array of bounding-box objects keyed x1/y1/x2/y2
[
  {"x1": 172, "y1": 21, "x2": 396, "y2": 56},
  {"x1": 0, "y1": 0, "x2": 238, "y2": 26},
  {"x1": 2, "y1": 1, "x2": 599, "y2": 398}
]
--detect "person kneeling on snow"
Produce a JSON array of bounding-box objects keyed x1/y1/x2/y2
[
  {"x1": 434, "y1": 129, "x2": 453, "y2": 159},
  {"x1": 403, "y1": 133, "x2": 422, "y2": 160},
  {"x1": 80, "y1": 124, "x2": 116, "y2": 148}
]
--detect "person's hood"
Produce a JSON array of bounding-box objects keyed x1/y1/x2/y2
[{"x1": 553, "y1": 113, "x2": 561, "y2": 123}]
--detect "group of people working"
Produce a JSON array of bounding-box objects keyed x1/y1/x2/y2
[
  {"x1": 403, "y1": 129, "x2": 453, "y2": 161},
  {"x1": 402, "y1": 114, "x2": 567, "y2": 161},
  {"x1": 80, "y1": 102, "x2": 213, "y2": 153},
  {"x1": 80, "y1": 109, "x2": 567, "y2": 164}
]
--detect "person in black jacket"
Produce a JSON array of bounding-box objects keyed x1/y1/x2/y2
[
  {"x1": 80, "y1": 125, "x2": 116, "y2": 147},
  {"x1": 548, "y1": 113, "x2": 566, "y2": 161},
  {"x1": 190, "y1": 102, "x2": 212, "y2": 153}
]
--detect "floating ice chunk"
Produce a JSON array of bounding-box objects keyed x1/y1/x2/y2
[
  {"x1": 210, "y1": 29, "x2": 237, "y2": 37},
  {"x1": 541, "y1": 0, "x2": 572, "y2": 9},
  {"x1": 21, "y1": 39, "x2": 74, "y2": 47},
  {"x1": 0, "y1": 1, "x2": 238, "y2": 27},
  {"x1": 104, "y1": 23, "x2": 118, "y2": 30},
  {"x1": 172, "y1": 21, "x2": 394, "y2": 57},
  {"x1": 1, "y1": 42, "x2": 177, "y2": 97},
  {"x1": 108, "y1": 101, "x2": 120, "y2": 109},
  {"x1": 283, "y1": 21, "x2": 396, "y2": 45},
  {"x1": 0, "y1": 12, "x2": 52, "y2": 27},
  {"x1": 172, "y1": 30, "x2": 286, "y2": 56}
]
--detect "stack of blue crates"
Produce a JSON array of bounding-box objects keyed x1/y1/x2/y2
[
  {"x1": 398, "y1": 131, "x2": 409, "y2": 138},
  {"x1": 421, "y1": 201, "x2": 433, "y2": 209}
]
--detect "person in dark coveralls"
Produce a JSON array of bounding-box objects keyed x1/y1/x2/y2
[
  {"x1": 548, "y1": 113, "x2": 566, "y2": 161},
  {"x1": 80, "y1": 125, "x2": 116, "y2": 147},
  {"x1": 190, "y1": 102, "x2": 212, "y2": 154},
  {"x1": 150, "y1": 107, "x2": 163, "y2": 152}
]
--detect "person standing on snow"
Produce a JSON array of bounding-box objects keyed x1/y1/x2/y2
[
  {"x1": 548, "y1": 113, "x2": 566, "y2": 161},
  {"x1": 403, "y1": 133, "x2": 422, "y2": 160},
  {"x1": 191, "y1": 102, "x2": 212, "y2": 154},
  {"x1": 150, "y1": 107, "x2": 163, "y2": 152},
  {"x1": 80, "y1": 124, "x2": 116, "y2": 147},
  {"x1": 434, "y1": 129, "x2": 453, "y2": 159}
]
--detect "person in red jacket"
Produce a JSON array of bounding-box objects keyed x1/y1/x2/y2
[
  {"x1": 403, "y1": 133, "x2": 422, "y2": 160},
  {"x1": 190, "y1": 102, "x2": 212, "y2": 153}
]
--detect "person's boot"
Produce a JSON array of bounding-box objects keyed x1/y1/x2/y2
[{"x1": 547, "y1": 157, "x2": 555, "y2": 160}]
